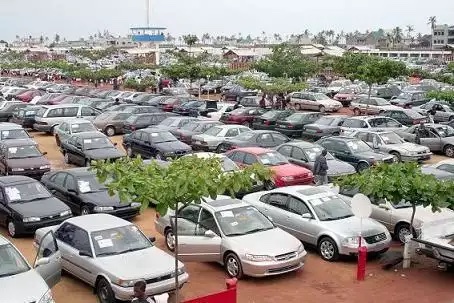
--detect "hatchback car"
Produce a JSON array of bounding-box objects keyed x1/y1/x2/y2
[
  {"x1": 302, "y1": 115, "x2": 347, "y2": 140},
  {"x1": 122, "y1": 113, "x2": 176, "y2": 134},
  {"x1": 288, "y1": 92, "x2": 342, "y2": 113},
  {"x1": 35, "y1": 214, "x2": 188, "y2": 302},
  {"x1": 0, "y1": 123, "x2": 31, "y2": 140},
  {"x1": 155, "y1": 197, "x2": 306, "y2": 278},
  {"x1": 54, "y1": 119, "x2": 98, "y2": 146},
  {"x1": 171, "y1": 120, "x2": 223, "y2": 145},
  {"x1": 340, "y1": 116, "x2": 405, "y2": 136},
  {"x1": 349, "y1": 96, "x2": 400, "y2": 116},
  {"x1": 243, "y1": 186, "x2": 391, "y2": 261},
  {"x1": 219, "y1": 107, "x2": 267, "y2": 127}
]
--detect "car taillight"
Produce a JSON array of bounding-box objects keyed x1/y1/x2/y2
[
  {"x1": 229, "y1": 145, "x2": 238, "y2": 150},
  {"x1": 264, "y1": 120, "x2": 271, "y2": 125},
  {"x1": 316, "y1": 129, "x2": 322, "y2": 133}
]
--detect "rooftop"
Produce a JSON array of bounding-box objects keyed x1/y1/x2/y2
[{"x1": 65, "y1": 214, "x2": 131, "y2": 232}]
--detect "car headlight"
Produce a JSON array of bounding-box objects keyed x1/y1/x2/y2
[
  {"x1": 297, "y1": 244, "x2": 306, "y2": 255},
  {"x1": 40, "y1": 165, "x2": 51, "y2": 169},
  {"x1": 23, "y1": 217, "x2": 41, "y2": 223},
  {"x1": 130, "y1": 202, "x2": 141, "y2": 208},
  {"x1": 245, "y1": 253, "x2": 275, "y2": 262},
  {"x1": 11, "y1": 168, "x2": 24, "y2": 172},
  {"x1": 116, "y1": 279, "x2": 137, "y2": 288},
  {"x1": 60, "y1": 210, "x2": 71, "y2": 217},
  {"x1": 38, "y1": 289, "x2": 55, "y2": 303},
  {"x1": 280, "y1": 176, "x2": 294, "y2": 182},
  {"x1": 170, "y1": 267, "x2": 186, "y2": 277},
  {"x1": 93, "y1": 206, "x2": 114, "y2": 212},
  {"x1": 342, "y1": 236, "x2": 364, "y2": 247}
]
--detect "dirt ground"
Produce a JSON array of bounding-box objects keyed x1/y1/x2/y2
[{"x1": 2, "y1": 132, "x2": 454, "y2": 303}]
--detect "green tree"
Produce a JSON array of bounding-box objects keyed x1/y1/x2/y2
[
  {"x1": 426, "y1": 90, "x2": 454, "y2": 104},
  {"x1": 182, "y1": 34, "x2": 199, "y2": 54},
  {"x1": 91, "y1": 156, "x2": 272, "y2": 302},
  {"x1": 335, "y1": 162, "x2": 452, "y2": 239},
  {"x1": 123, "y1": 77, "x2": 156, "y2": 92},
  {"x1": 238, "y1": 76, "x2": 307, "y2": 94}
]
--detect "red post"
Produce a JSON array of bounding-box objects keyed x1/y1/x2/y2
[
  {"x1": 357, "y1": 245, "x2": 367, "y2": 281},
  {"x1": 226, "y1": 278, "x2": 237, "y2": 289}
]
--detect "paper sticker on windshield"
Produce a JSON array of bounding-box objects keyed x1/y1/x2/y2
[
  {"x1": 8, "y1": 147, "x2": 17, "y2": 154},
  {"x1": 151, "y1": 133, "x2": 159, "y2": 137},
  {"x1": 5, "y1": 187, "x2": 21, "y2": 201},
  {"x1": 72, "y1": 124, "x2": 79, "y2": 128},
  {"x1": 230, "y1": 221, "x2": 238, "y2": 226},
  {"x1": 220, "y1": 211, "x2": 234, "y2": 218},
  {"x1": 84, "y1": 139, "x2": 92, "y2": 144},
  {"x1": 310, "y1": 198, "x2": 323, "y2": 206},
  {"x1": 94, "y1": 235, "x2": 103, "y2": 241},
  {"x1": 78, "y1": 181, "x2": 91, "y2": 193},
  {"x1": 97, "y1": 239, "x2": 113, "y2": 248},
  {"x1": 346, "y1": 142, "x2": 358, "y2": 149}
]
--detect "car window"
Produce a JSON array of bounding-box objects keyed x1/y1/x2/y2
[
  {"x1": 277, "y1": 145, "x2": 292, "y2": 157},
  {"x1": 56, "y1": 223, "x2": 76, "y2": 246},
  {"x1": 199, "y1": 208, "x2": 220, "y2": 235},
  {"x1": 287, "y1": 197, "x2": 311, "y2": 215},
  {"x1": 243, "y1": 153, "x2": 258, "y2": 165},
  {"x1": 268, "y1": 193, "x2": 288, "y2": 210},
  {"x1": 355, "y1": 132, "x2": 369, "y2": 142},
  {"x1": 179, "y1": 204, "x2": 201, "y2": 224},
  {"x1": 63, "y1": 107, "x2": 78, "y2": 117},
  {"x1": 51, "y1": 172, "x2": 67, "y2": 187},
  {"x1": 47, "y1": 108, "x2": 63, "y2": 117},
  {"x1": 225, "y1": 128, "x2": 239, "y2": 137},
  {"x1": 258, "y1": 133, "x2": 273, "y2": 144},
  {"x1": 343, "y1": 119, "x2": 366, "y2": 128},
  {"x1": 59, "y1": 122, "x2": 68, "y2": 132},
  {"x1": 292, "y1": 147, "x2": 306, "y2": 160},
  {"x1": 272, "y1": 133, "x2": 288, "y2": 144},
  {"x1": 81, "y1": 107, "x2": 96, "y2": 116},
  {"x1": 133, "y1": 131, "x2": 142, "y2": 140},
  {"x1": 71, "y1": 227, "x2": 91, "y2": 252},
  {"x1": 65, "y1": 175, "x2": 77, "y2": 191},
  {"x1": 228, "y1": 151, "x2": 245, "y2": 163},
  {"x1": 369, "y1": 118, "x2": 386, "y2": 128},
  {"x1": 385, "y1": 118, "x2": 401, "y2": 127},
  {"x1": 136, "y1": 116, "x2": 151, "y2": 124}
]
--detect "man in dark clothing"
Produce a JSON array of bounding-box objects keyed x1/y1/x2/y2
[
  {"x1": 131, "y1": 280, "x2": 156, "y2": 303},
  {"x1": 313, "y1": 149, "x2": 329, "y2": 185},
  {"x1": 415, "y1": 122, "x2": 429, "y2": 145},
  {"x1": 259, "y1": 95, "x2": 266, "y2": 108}
]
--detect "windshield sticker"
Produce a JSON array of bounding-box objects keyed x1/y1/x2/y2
[
  {"x1": 5, "y1": 187, "x2": 21, "y2": 201},
  {"x1": 261, "y1": 159, "x2": 270, "y2": 165},
  {"x1": 72, "y1": 124, "x2": 79, "y2": 128},
  {"x1": 8, "y1": 147, "x2": 17, "y2": 154},
  {"x1": 220, "y1": 211, "x2": 234, "y2": 218},
  {"x1": 25, "y1": 111, "x2": 34, "y2": 115},
  {"x1": 230, "y1": 221, "x2": 239, "y2": 226},
  {"x1": 77, "y1": 181, "x2": 91, "y2": 193},
  {"x1": 151, "y1": 133, "x2": 159, "y2": 137},
  {"x1": 97, "y1": 239, "x2": 113, "y2": 248},
  {"x1": 83, "y1": 139, "x2": 92, "y2": 144},
  {"x1": 2, "y1": 131, "x2": 9, "y2": 137},
  {"x1": 94, "y1": 235, "x2": 103, "y2": 241},
  {"x1": 310, "y1": 198, "x2": 323, "y2": 206},
  {"x1": 347, "y1": 141, "x2": 358, "y2": 150}
]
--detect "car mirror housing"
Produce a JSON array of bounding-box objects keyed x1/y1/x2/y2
[
  {"x1": 35, "y1": 257, "x2": 50, "y2": 267},
  {"x1": 149, "y1": 236, "x2": 156, "y2": 243},
  {"x1": 301, "y1": 213, "x2": 313, "y2": 219},
  {"x1": 204, "y1": 230, "x2": 216, "y2": 238},
  {"x1": 79, "y1": 250, "x2": 93, "y2": 258},
  {"x1": 378, "y1": 203, "x2": 390, "y2": 210}
]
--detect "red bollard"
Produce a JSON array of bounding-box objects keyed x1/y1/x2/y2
[
  {"x1": 357, "y1": 245, "x2": 368, "y2": 281},
  {"x1": 226, "y1": 278, "x2": 237, "y2": 289}
]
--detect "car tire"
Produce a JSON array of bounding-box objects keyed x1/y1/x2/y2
[
  {"x1": 319, "y1": 105, "x2": 326, "y2": 113},
  {"x1": 224, "y1": 252, "x2": 244, "y2": 279},
  {"x1": 318, "y1": 237, "x2": 339, "y2": 261},
  {"x1": 395, "y1": 223, "x2": 414, "y2": 244},
  {"x1": 264, "y1": 181, "x2": 275, "y2": 190},
  {"x1": 63, "y1": 152, "x2": 70, "y2": 164},
  {"x1": 216, "y1": 144, "x2": 228, "y2": 154},
  {"x1": 353, "y1": 108, "x2": 361, "y2": 116},
  {"x1": 55, "y1": 135, "x2": 61, "y2": 147},
  {"x1": 81, "y1": 206, "x2": 90, "y2": 216},
  {"x1": 165, "y1": 228, "x2": 175, "y2": 252},
  {"x1": 357, "y1": 162, "x2": 370, "y2": 172},
  {"x1": 444, "y1": 145, "x2": 454, "y2": 158},
  {"x1": 105, "y1": 126, "x2": 115, "y2": 137},
  {"x1": 390, "y1": 151, "x2": 401, "y2": 162},
  {"x1": 96, "y1": 278, "x2": 116, "y2": 303},
  {"x1": 126, "y1": 146, "x2": 133, "y2": 157},
  {"x1": 156, "y1": 152, "x2": 164, "y2": 160},
  {"x1": 7, "y1": 219, "x2": 18, "y2": 238}
]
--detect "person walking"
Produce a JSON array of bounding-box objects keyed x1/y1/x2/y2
[
  {"x1": 415, "y1": 122, "x2": 429, "y2": 145},
  {"x1": 313, "y1": 149, "x2": 329, "y2": 185},
  {"x1": 131, "y1": 280, "x2": 156, "y2": 303}
]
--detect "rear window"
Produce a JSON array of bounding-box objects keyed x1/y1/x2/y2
[
  {"x1": 404, "y1": 110, "x2": 424, "y2": 119},
  {"x1": 343, "y1": 119, "x2": 365, "y2": 128}
]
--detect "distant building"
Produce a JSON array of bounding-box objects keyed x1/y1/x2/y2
[{"x1": 432, "y1": 24, "x2": 454, "y2": 48}]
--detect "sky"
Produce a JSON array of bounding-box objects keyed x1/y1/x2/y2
[{"x1": 0, "y1": 0, "x2": 453, "y2": 41}]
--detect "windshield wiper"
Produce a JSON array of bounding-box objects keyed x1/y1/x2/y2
[
  {"x1": 17, "y1": 196, "x2": 51, "y2": 203},
  {"x1": 0, "y1": 269, "x2": 28, "y2": 277},
  {"x1": 336, "y1": 215, "x2": 353, "y2": 220},
  {"x1": 244, "y1": 227, "x2": 273, "y2": 235},
  {"x1": 115, "y1": 247, "x2": 148, "y2": 255}
]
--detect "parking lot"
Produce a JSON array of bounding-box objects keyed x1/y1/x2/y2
[{"x1": 1, "y1": 131, "x2": 453, "y2": 303}]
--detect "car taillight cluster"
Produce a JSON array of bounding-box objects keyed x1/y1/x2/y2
[{"x1": 263, "y1": 120, "x2": 271, "y2": 125}]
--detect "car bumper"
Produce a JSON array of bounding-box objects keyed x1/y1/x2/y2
[
  {"x1": 325, "y1": 106, "x2": 342, "y2": 112},
  {"x1": 93, "y1": 207, "x2": 140, "y2": 219},
  {"x1": 8, "y1": 168, "x2": 50, "y2": 180},
  {"x1": 191, "y1": 143, "x2": 216, "y2": 151},
  {"x1": 241, "y1": 252, "x2": 306, "y2": 277},
  {"x1": 33, "y1": 123, "x2": 52, "y2": 132},
  {"x1": 339, "y1": 239, "x2": 391, "y2": 255},
  {"x1": 252, "y1": 123, "x2": 275, "y2": 130},
  {"x1": 112, "y1": 272, "x2": 189, "y2": 301},
  {"x1": 301, "y1": 131, "x2": 325, "y2": 139},
  {"x1": 16, "y1": 215, "x2": 72, "y2": 235},
  {"x1": 275, "y1": 128, "x2": 301, "y2": 137},
  {"x1": 401, "y1": 153, "x2": 432, "y2": 162},
  {"x1": 276, "y1": 176, "x2": 314, "y2": 187}
]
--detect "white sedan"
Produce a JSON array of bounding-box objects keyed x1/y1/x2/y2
[{"x1": 191, "y1": 125, "x2": 251, "y2": 152}]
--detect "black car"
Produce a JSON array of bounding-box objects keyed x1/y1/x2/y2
[
  {"x1": 10, "y1": 105, "x2": 43, "y2": 128},
  {"x1": 302, "y1": 115, "x2": 347, "y2": 140},
  {"x1": 60, "y1": 132, "x2": 126, "y2": 167},
  {"x1": 380, "y1": 109, "x2": 428, "y2": 126},
  {"x1": 122, "y1": 112, "x2": 176, "y2": 133},
  {"x1": 252, "y1": 110, "x2": 295, "y2": 130},
  {"x1": 123, "y1": 128, "x2": 192, "y2": 160},
  {"x1": 221, "y1": 85, "x2": 257, "y2": 101},
  {"x1": 316, "y1": 136, "x2": 395, "y2": 172},
  {"x1": 275, "y1": 112, "x2": 323, "y2": 137},
  {"x1": 171, "y1": 120, "x2": 223, "y2": 145},
  {"x1": 217, "y1": 130, "x2": 291, "y2": 153},
  {"x1": 172, "y1": 100, "x2": 205, "y2": 116},
  {"x1": 41, "y1": 168, "x2": 141, "y2": 218},
  {"x1": 0, "y1": 176, "x2": 72, "y2": 237},
  {"x1": 390, "y1": 91, "x2": 428, "y2": 108},
  {"x1": 131, "y1": 93, "x2": 161, "y2": 105},
  {"x1": 0, "y1": 123, "x2": 32, "y2": 140},
  {"x1": 0, "y1": 102, "x2": 27, "y2": 122}
]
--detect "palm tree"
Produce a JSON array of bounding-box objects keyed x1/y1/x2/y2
[
  {"x1": 428, "y1": 16, "x2": 437, "y2": 30},
  {"x1": 406, "y1": 25, "x2": 414, "y2": 39},
  {"x1": 386, "y1": 32, "x2": 394, "y2": 48},
  {"x1": 261, "y1": 31, "x2": 267, "y2": 43},
  {"x1": 392, "y1": 27, "x2": 403, "y2": 46},
  {"x1": 303, "y1": 29, "x2": 311, "y2": 37}
]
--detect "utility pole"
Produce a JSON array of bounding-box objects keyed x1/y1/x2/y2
[{"x1": 146, "y1": 0, "x2": 150, "y2": 27}]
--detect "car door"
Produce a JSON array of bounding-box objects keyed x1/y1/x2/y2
[
  {"x1": 369, "y1": 198, "x2": 394, "y2": 232},
  {"x1": 34, "y1": 230, "x2": 62, "y2": 288},
  {"x1": 256, "y1": 133, "x2": 275, "y2": 148},
  {"x1": 289, "y1": 146, "x2": 312, "y2": 169},
  {"x1": 47, "y1": 172, "x2": 73, "y2": 209},
  {"x1": 286, "y1": 196, "x2": 318, "y2": 245},
  {"x1": 80, "y1": 107, "x2": 99, "y2": 121},
  {"x1": 73, "y1": 137, "x2": 86, "y2": 166},
  {"x1": 57, "y1": 122, "x2": 69, "y2": 142},
  {"x1": 227, "y1": 151, "x2": 246, "y2": 168},
  {"x1": 331, "y1": 141, "x2": 357, "y2": 165},
  {"x1": 259, "y1": 193, "x2": 290, "y2": 229},
  {"x1": 64, "y1": 174, "x2": 84, "y2": 214},
  {"x1": 67, "y1": 226, "x2": 96, "y2": 284},
  {"x1": 63, "y1": 137, "x2": 78, "y2": 164},
  {"x1": 0, "y1": 189, "x2": 9, "y2": 226},
  {"x1": 136, "y1": 132, "x2": 152, "y2": 158}
]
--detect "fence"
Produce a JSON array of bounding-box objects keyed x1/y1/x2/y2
[{"x1": 183, "y1": 279, "x2": 237, "y2": 303}]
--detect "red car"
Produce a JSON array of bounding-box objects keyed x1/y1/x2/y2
[
  {"x1": 225, "y1": 147, "x2": 314, "y2": 189},
  {"x1": 16, "y1": 89, "x2": 45, "y2": 103},
  {"x1": 159, "y1": 97, "x2": 188, "y2": 112},
  {"x1": 333, "y1": 88, "x2": 359, "y2": 107},
  {"x1": 220, "y1": 107, "x2": 268, "y2": 127}
]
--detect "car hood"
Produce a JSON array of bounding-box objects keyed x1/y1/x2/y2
[
  {"x1": 387, "y1": 142, "x2": 429, "y2": 152},
  {"x1": 271, "y1": 163, "x2": 310, "y2": 176},
  {"x1": 6, "y1": 156, "x2": 50, "y2": 169},
  {"x1": 0, "y1": 269, "x2": 49, "y2": 303},
  {"x1": 227, "y1": 227, "x2": 301, "y2": 256},
  {"x1": 9, "y1": 197, "x2": 70, "y2": 217},
  {"x1": 319, "y1": 216, "x2": 387, "y2": 238},
  {"x1": 85, "y1": 148, "x2": 125, "y2": 160},
  {"x1": 155, "y1": 141, "x2": 191, "y2": 152},
  {"x1": 80, "y1": 191, "x2": 131, "y2": 207},
  {"x1": 357, "y1": 150, "x2": 392, "y2": 161},
  {"x1": 325, "y1": 159, "x2": 356, "y2": 176},
  {"x1": 96, "y1": 247, "x2": 183, "y2": 279},
  {"x1": 193, "y1": 134, "x2": 221, "y2": 143}
]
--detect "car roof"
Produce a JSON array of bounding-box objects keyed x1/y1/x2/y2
[
  {"x1": 142, "y1": 127, "x2": 172, "y2": 133},
  {"x1": 64, "y1": 214, "x2": 131, "y2": 232},
  {"x1": 270, "y1": 185, "x2": 338, "y2": 199},
  {"x1": 0, "y1": 175, "x2": 36, "y2": 185},
  {"x1": 280, "y1": 141, "x2": 316, "y2": 148},
  {"x1": 217, "y1": 124, "x2": 248, "y2": 129},
  {"x1": 41, "y1": 104, "x2": 85, "y2": 109},
  {"x1": 0, "y1": 123, "x2": 25, "y2": 130},
  {"x1": 230, "y1": 147, "x2": 273, "y2": 154},
  {"x1": 52, "y1": 167, "x2": 93, "y2": 177},
  {"x1": 202, "y1": 198, "x2": 249, "y2": 212},
  {"x1": 70, "y1": 131, "x2": 105, "y2": 138},
  {"x1": 320, "y1": 136, "x2": 357, "y2": 142},
  {"x1": 0, "y1": 138, "x2": 36, "y2": 147}
]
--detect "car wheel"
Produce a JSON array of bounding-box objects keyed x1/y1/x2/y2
[
  {"x1": 296, "y1": 104, "x2": 302, "y2": 111},
  {"x1": 85, "y1": 159, "x2": 91, "y2": 167},
  {"x1": 264, "y1": 180, "x2": 275, "y2": 190},
  {"x1": 96, "y1": 278, "x2": 115, "y2": 303},
  {"x1": 216, "y1": 144, "x2": 228, "y2": 154},
  {"x1": 156, "y1": 152, "x2": 164, "y2": 160},
  {"x1": 105, "y1": 126, "x2": 115, "y2": 137},
  {"x1": 165, "y1": 228, "x2": 175, "y2": 251},
  {"x1": 80, "y1": 206, "x2": 90, "y2": 216},
  {"x1": 224, "y1": 252, "x2": 243, "y2": 279},
  {"x1": 126, "y1": 146, "x2": 133, "y2": 157},
  {"x1": 318, "y1": 237, "x2": 339, "y2": 261},
  {"x1": 395, "y1": 223, "x2": 413, "y2": 244},
  {"x1": 357, "y1": 162, "x2": 370, "y2": 172},
  {"x1": 55, "y1": 135, "x2": 61, "y2": 147},
  {"x1": 242, "y1": 121, "x2": 250, "y2": 127},
  {"x1": 319, "y1": 105, "x2": 326, "y2": 113},
  {"x1": 63, "y1": 152, "x2": 70, "y2": 164},
  {"x1": 444, "y1": 145, "x2": 454, "y2": 158},
  {"x1": 390, "y1": 151, "x2": 401, "y2": 162},
  {"x1": 7, "y1": 220, "x2": 18, "y2": 238},
  {"x1": 353, "y1": 108, "x2": 361, "y2": 116}
]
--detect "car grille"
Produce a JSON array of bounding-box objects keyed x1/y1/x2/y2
[
  {"x1": 267, "y1": 263, "x2": 300, "y2": 274},
  {"x1": 364, "y1": 233, "x2": 387, "y2": 244},
  {"x1": 145, "y1": 273, "x2": 173, "y2": 284},
  {"x1": 275, "y1": 251, "x2": 297, "y2": 261},
  {"x1": 174, "y1": 150, "x2": 188, "y2": 156}
]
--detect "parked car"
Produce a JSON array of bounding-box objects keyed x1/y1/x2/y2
[
  {"x1": 172, "y1": 100, "x2": 205, "y2": 116},
  {"x1": 104, "y1": 103, "x2": 136, "y2": 112},
  {"x1": 171, "y1": 120, "x2": 222, "y2": 145},
  {"x1": 288, "y1": 92, "x2": 342, "y2": 113},
  {"x1": 159, "y1": 97, "x2": 190, "y2": 112},
  {"x1": 0, "y1": 139, "x2": 51, "y2": 179},
  {"x1": 122, "y1": 112, "x2": 176, "y2": 134},
  {"x1": 34, "y1": 214, "x2": 188, "y2": 302},
  {"x1": 0, "y1": 233, "x2": 62, "y2": 302},
  {"x1": 275, "y1": 141, "x2": 356, "y2": 180},
  {"x1": 217, "y1": 130, "x2": 291, "y2": 153},
  {"x1": 350, "y1": 130, "x2": 432, "y2": 162},
  {"x1": 327, "y1": 79, "x2": 352, "y2": 95},
  {"x1": 226, "y1": 147, "x2": 314, "y2": 189},
  {"x1": 368, "y1": 85, "x2": 402, "y2": 100},
  {"x1": 93, "y1": 111, "x2": 132, "y2": 136},
  {"x1": 0, "y1": 176, "x2": 72, "y2": 237},
  {"x1": 192, "y1": 125, "x2": 251, "y2": 152},
  {"x1": 340, "y1": 116, "x2": 405, "y2": 136},
  {"x1": 425, "y1": 159, "x2": 454, "y2": 174},
  {"x1": 54, "y1": 119, "x2": 98, "y2": 146},
  {"x1": 0, "y1": 102, "x2": 27, "y2": 122},
  {"x1": 201, "y1": 80, "x2": 224, "y2": 94},
  {"x1": 15, "y1": 89, "x2": 45, "y2": 103},
  {"x1": 155, "y1": 197, "x2": 306, "y2": 278},
  {"x1": 390, "y1": 91, "x2": 428, "y2": 108},
  {"x1": 0, "y1": 123, "x2": 32, "y2": 140},
  {"x1": 10, "y1": 105, "x2": 43, "y2": 128},
  {"x1": 123, "y1": 127, "x2": 192, "y2": 160},
  {"x1": 122, "y1": 105, "x2": 162, "y2": 114},
  {"x1": 350, "y1": 96, "x2": 400, "y2": 115},
  {"x1": 155, "y1": 116, "x2": 199, "y2": 133},
  {"x1": 41, "y1": 168, "x2": 141, "y2": 218},
  {"x1": 302, "y1": 115, "x2": 347, "y2": 139},
  {"x1": 395, "y1": 123, "x2": 454, "y2": 157},
  {"x1": 415, "y1": 101, "x2": 454, "y2": 123},
  {"x1": 380, "y1": 108, "x2": 428, "y2": 126},
  {"x1": 206, "y1": 103, "x2": 234, "y2": 121},
  {"x1": 243, "y1": 186, "x2": 391, "y2": 261},
  {"x1": 252, "y1": 109, "x2": 295, "y2": 130},
  {"x1": 61, "y1": 132, "x2": 125, "y2": 166},
  {"x1": 221, "y1": 85, "x2": 257, "y2": 101},
  {"x1": 421, "y1": 164, "x2": 454, "y2": 181},
  {"x1": 333, "y1": 87, "x2": 360, "y2": 106},
  {"x1": 220, "y1": 107, "x2": 268, "y2": 127},
  {"x1": 316, "y1": 136, "x2": 395, "y2": 172},
  {"x1": 275, "y1": 112, "x2": 323, "y2": 137}
]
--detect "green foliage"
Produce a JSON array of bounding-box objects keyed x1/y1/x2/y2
[
  {"x1": 448, "y1": 62, "x2": 454, "y2": 73},
  {"x1": 183, "y1": 35, "x2": 199, "y2": 47},
  {"x1": 332, "y1": 53, "x2": 370, "y2": 79},
  {"x1": 0, "y1": 60, "x2": 85, "y2": 72},
  {"x1": 69, "y1": 47, "x2": 119, "y2": 61},
  {"x1": 116, "y1": 62, "x2": 156, "y2": 71},
  {"x1": 426, "y1": 90, "x2": 454, "y2": 104},
  {"x1": 123, "y1": 77, "x2": 156, "y2": 92},
  {"x1": 91, "y1": 156, "x2": 273, "y2": 215},
  {"x1": 238, "y1": 76, "x2": 307, "y2": 94},
  {"x1": 68, "y1": 68, "x2": 123, "y2": 81}
]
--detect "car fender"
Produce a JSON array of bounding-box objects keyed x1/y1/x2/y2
[{"x1": 316, "y1": 231, "x2": 343, "y2": 248}]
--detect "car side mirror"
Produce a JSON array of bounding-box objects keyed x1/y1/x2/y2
[
  {"x1": 149, "y1": 236, "x2": 156, "y2": 243},
  {"x1": 35, "y1": 257, "x2": 50, "y2": 267},
  {"x1": 204, "y1": 230, "x2": 216, "y2": 238},
  {"x1": 42, "y1": 151, "x2": 48, "y2": 155},
  {"x1": 378, "y1": 203, "x2": 390, "y2": 210},
  {"x1": 301, "y1": 213, "x2": 313, "y2": 219},
  {"x1": 79, "y1": 250, "x2": 93, "y2": 258}
]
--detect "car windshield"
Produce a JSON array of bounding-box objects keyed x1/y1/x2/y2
[
  {"x1": 375, "y1": 98, "x2": 390, "y2": 106},
  {"x1": 315, "y1": 116, "x2": 339, "y2": 126},
  {"x1": 91, "y1": 225, "x2": 152, "y2": 257},
  {"x1": 150, "y1": 131, "x2": 177, "y2": 143},
  {"x1": 7, "y1": 145, "x2": 42, "y2": 159},
  {"x1": 220, "y1": 156, "x2": 239, "y2": 172},
  {"x1": 0, "y1": 244, "x2": 30, "y2": 278},
  {"x1": 390, "y1": 200, "x2": 412, "y2": 209},
  {"x1": 204, "y1": 126, "x2": 223, "y2": 136},
  {"x1": 258, "y1": 151, "x2": 288, "y2": 166},
  {"x1": 5, "y1": 182, "x2": 52, "y2": 203},
  {"x1": 215, "y1": 206, "x2": 274, "y2": 236},
  {"x1": 346, "y1": 140, "x2": 372, "y2": 153},
  {"x1": 71, "y1": 123, "x2": 96, "y2": 133},
  {"x1": 380, "y1": 132, "x2": 404, "y2": 144},
  {"x1": 181, "y1": 122, "x2": 199, "y2": 131},
  {"x1": 77, "y1": 175, "x2": 108, "y2": 193},
  {"x1": 433, "y1": 125, "x2": 454, "y2": 138},
  {"x1": 1, "y1": 129, "x2": 29, "y2": 140},
  {"x1": 303, "y1": 147, "x2": 335, "y2": 161},
  {"x1": 234, "y1": 132, "x2": 255, "y2": 141},
  {"x1": 308, "y1": 196, "x2": 354, "y2": 221},
  {"x1": 82, "y1": 137, "x2": 112, "y2": 150}
]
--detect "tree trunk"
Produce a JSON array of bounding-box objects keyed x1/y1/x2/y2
[
  {"x1": 171, "y1": 211, "x2": 180, "y2": 303},
  {"x1": 409, "y1": 203, "x2": 416, "y2": 234},
  {"x1": 368, "y1": 84, "x2": 372, "y2": 100}
]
